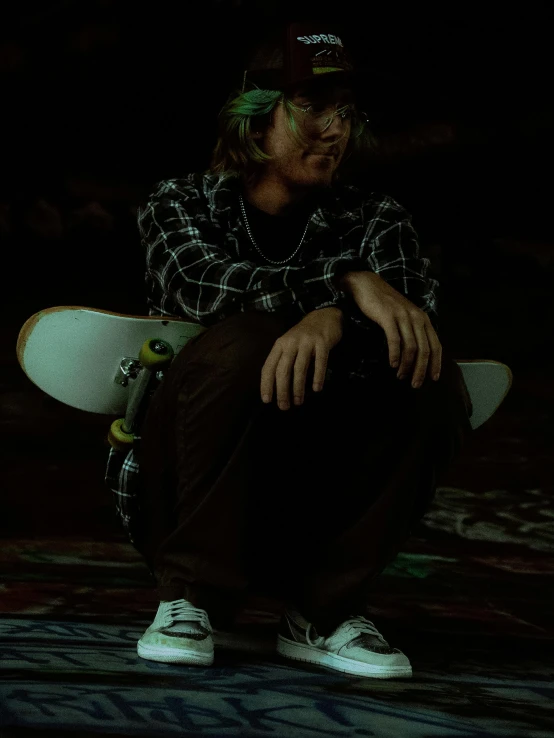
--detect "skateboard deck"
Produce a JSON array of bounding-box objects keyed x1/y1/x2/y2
[
  {"x1": 17, "y1": 306, "x2": 207, "y2": 415},
  {"x1": 16, "y1": 306, "x2": 512, "y2": 429}
]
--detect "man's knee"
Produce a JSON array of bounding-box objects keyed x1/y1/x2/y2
[
  {"x1": 417, "y1": 359, "x2": 472, "y2": 469},
  {"x1": 189, "y1": 310, "x2": 290, "y2": 374}
]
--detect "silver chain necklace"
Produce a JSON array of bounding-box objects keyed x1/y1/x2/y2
[{"x1": 239, "y1": 193, "x2": 312, "y2": 265}]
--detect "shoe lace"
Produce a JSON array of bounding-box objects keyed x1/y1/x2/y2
[
  {"x1": 307, "y1": 614, "x2": 388, "y2": 648},
  {"x1": 163, "y1": 599, "x2": 212, "y2": 633}
]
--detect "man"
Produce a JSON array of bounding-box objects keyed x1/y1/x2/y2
[{"x1": 105, "y1": 20, "x2": 472, "y2": 678}]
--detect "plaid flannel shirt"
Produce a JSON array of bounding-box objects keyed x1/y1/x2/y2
[{"x1": 105, "y1": 172, "x2": 439, "y2": 547}]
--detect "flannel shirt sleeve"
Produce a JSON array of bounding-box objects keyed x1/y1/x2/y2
[
  {"x1": 329, "y1": 195, "x2": 440, "y2": 361},
  {"x1": 139, "y1": 180, "x2": 366, "y2": 326},
  {"x1": 359, "y1": 197, "x2": 439, "y2": 324}
]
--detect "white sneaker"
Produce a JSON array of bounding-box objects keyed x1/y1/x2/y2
[
  {"x1": 277, "y1": 609, "x2": 412, "y2": 679},
  {"x1": 137, "y1": 599, "x2": 214, "y2": 665}
]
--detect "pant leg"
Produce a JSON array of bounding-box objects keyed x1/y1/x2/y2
[
  {"x1": 136, "y1": 307, "x2": 471, "y2": 632},
  {"x1": 135, "y1": 310, "x2": 293, "y2": 623},
  {"x1": 269, "y1": 351, "x2": 473, "y2": 634}
]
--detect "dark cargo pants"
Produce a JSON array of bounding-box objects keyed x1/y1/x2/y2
[{"x1": 136, "y1": 310, "x2": 472, "y2": 634}]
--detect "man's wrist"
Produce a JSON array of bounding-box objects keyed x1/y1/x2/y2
[
  {"x1": 326, "y1": 305, "x2": 344, "y2": 321},
  {"x1": 338, "y1": 270, "x2": 362, "y2": 293},
  {"x1": 304, "y1": 305, "x2": 344, "y2": 328},
  {"x1": 338, "y1": 270, "x2": 378, "y2": 293},
  {"x1": 311, "y1": 305, "x2": 343, "y2": 320}
]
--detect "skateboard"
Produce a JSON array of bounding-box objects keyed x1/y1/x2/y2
[{"x1": 17, "y1": 305, "x2": 512, "y2": 435}]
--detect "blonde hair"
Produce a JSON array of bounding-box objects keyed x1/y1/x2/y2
[{"x1": 207, "y1": 86, "x2": 376, "y2": 187}]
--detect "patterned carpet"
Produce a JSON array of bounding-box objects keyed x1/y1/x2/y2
[
  {"x1": 1, "y1": 524, "x2": 553, "y2": 738},
  {"x1": 2, "y1": 336, "x2": 553, "y2": 736}
]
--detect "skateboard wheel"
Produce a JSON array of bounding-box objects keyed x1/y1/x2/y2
[
  {"x1": 139, "y1": 339, "x2": 174, "y2": 369},
  {"x1": 108, "y1": 418, "x2": 134, "y2": 450}
]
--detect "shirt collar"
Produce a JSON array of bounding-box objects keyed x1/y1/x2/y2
[{"x1": 214, "y1": 172, "x2": 342, "y2": 234}]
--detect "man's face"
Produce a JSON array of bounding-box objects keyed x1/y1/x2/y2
[{"x1": 256, "y1": 79, "x2": 353, "y2": 192}]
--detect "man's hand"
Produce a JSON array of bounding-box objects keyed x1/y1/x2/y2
[
  {"x1": 260, "y1": 306, "x2": 343, "y2": 410},
  {"x1": 341, "y1": 271, "x2": 442, "y2": 388}
]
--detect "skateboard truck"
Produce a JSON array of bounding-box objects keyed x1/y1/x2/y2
[
  {"x1": 108, "y1": 338, "x2": 174, "y2": 451},
  {"x1": 114, "y1": 358, "x2": 142, "y2": 387}
]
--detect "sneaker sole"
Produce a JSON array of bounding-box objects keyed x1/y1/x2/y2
[
  {"x1": 277, "y1": 635, "x2": 412, "y2": 679},
  {"x1": 137, "y1": 640, "x2": 214, "y2": 665}
]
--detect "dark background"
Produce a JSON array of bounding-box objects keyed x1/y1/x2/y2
[
  {"x1": 2, "y1": 0, "x2": 553, "y2": 537},
  {"x1": 3, "y1": 0, "x2": 553, "y2": 361}
]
